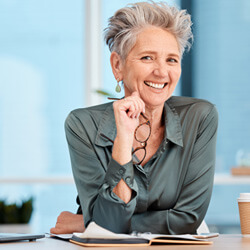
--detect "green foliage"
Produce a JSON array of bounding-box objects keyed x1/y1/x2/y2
[{"x1": 0, "y1": 198, "x2": 33, "y2": 224}]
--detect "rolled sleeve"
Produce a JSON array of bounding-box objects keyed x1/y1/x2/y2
[
  {"x1": 93, "y1": 158, "x2": 138, "y2": 233},
  {"x1": 104, "y1": 158, "x2": 137, "y2": 190}
]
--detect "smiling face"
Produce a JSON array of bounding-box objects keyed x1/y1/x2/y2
[{"x1": 114, "y1": 26, "x2": 181, "y2": 109}]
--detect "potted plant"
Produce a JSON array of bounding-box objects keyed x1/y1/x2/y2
[{"x1": 0, "y1": 197, "x2": 33, "y2": 233}]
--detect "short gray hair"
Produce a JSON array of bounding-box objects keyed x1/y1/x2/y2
[{"x1": 104, "y1": 1, "x2": 193, "y2": 60}]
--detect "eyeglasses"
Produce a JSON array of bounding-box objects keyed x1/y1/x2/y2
[
  {"x1": 100, "y1": 97, "x2": 151, "y2": 165},
  {"x1": 132, "y1": 112, "x2": 151, "y2": 165}
]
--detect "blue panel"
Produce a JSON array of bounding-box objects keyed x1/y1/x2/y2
[
  {"x1": 193, "y1": 0, "x2": 250, "y2": 229},
  {"x1": 0, "y1": 0, "x2": 85, "y2": 176}
]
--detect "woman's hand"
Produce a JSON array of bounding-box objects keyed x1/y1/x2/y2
[
  {"x1": 113, "y1": 91, "x2": 145, "y2": 147},
  {"x1": 50, "y1": 211, "x2": 85, "y2": 234},
  {"x1": 112, "y1": 91, "x2": 145, "y2": 165}
]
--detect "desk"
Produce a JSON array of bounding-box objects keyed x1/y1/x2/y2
[{"x1": 1, "y1": 235, "x2": 250, "y2": 250}]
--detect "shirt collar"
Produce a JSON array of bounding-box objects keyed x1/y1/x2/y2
[
  {"x1": 95, "y1": 104, "x2": 116, "y2": 147},
  {"x1": 164, "y1": 100, "x2": 183, "y2": 147},
  {"x1": 95, "y1": 100, "x2": 184, "y2": 148}
]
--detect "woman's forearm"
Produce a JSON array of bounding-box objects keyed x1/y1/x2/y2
[{"x1": 111, "y1": 136, "x2": 133, "y2": 203}]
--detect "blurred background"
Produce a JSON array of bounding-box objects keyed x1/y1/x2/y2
[{"x1": 0, "y1": 0, "x2": 250, "y2": 233}]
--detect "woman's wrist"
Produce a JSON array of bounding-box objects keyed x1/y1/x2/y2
[{"x1": 112, "y1": 136, "x2": 133, "y2": 165}]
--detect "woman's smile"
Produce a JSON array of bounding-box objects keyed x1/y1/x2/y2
[{"x1": 144, "y1": 81, "x2": 168, "y2": 89}]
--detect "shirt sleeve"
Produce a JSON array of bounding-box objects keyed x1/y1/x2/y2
[
  {"x1": 65, "y1": 111, "x2": 138, "y2": 233},
  {"x1": 131, "y1": 105, "x2": 218, "y2": 234}
]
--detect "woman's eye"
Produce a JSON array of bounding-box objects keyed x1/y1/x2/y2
[
  {"x1": 168, "y1": 58, "x2": 178, "y2": 63},
  {"x1": 141, "y1": 56, "x2": 152, "y2": 60}
]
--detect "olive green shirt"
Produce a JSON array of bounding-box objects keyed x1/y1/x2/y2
[{"x1": 65, "y1": 96, "x2": 218, "y2": 234}]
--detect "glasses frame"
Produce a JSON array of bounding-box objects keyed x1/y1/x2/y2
[{"x1": 132, "y1": 112, "x2": 151, "y2": 165}]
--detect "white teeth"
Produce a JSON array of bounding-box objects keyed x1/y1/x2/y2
[{"x1": 144, "y1": 81, "x2": 165, "y2": 89}]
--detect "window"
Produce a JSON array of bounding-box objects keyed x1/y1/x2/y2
[
  {"x1": 0, "y1": 0, "x2": 84, "y2": 231},
  {"x1": 191, "y1": 0, "x2": 250, "y2": 231}
]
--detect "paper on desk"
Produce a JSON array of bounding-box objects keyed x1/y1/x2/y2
[
  {"x1": 48, "y1": 233, "x2": 73, "y2": 240},
  {"x1": 73, "y1": 222, "x2": 138, "y2": 239}
]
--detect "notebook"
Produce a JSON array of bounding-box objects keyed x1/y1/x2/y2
[
  {"x1": 49, "y1": 222, "x2": 216, "y2": 247},
  {"x1": 0, "y1": 233, "x2": 45, "y2": 243},
  {"x1": 69, "y1": 222, "x2": 214, "y2": 247}
]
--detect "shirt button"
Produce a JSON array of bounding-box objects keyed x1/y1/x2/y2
[
  {"x1": 126, "y1": 177, "x2": 131, "y2": 183},
  {"x1": 119, "y1": 169, "x2": 124, "y2": 174}
]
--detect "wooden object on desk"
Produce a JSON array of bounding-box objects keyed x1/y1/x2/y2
[{"x1": 231, "y1": 167, "x2": 250, "y2": 176}]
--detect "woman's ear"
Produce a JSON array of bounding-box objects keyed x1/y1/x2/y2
[{"x1": 110, "y1": 51, "x2": 123, "y2": 81}]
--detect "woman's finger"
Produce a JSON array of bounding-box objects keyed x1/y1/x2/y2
[{"x1": 124, "y1": 92, "x2": 145, "y2": 118}]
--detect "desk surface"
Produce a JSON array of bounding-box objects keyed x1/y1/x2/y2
[{"x1": 1, "y1": 235, "x2": 250, "y2": 250}]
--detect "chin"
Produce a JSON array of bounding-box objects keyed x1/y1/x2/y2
[{"x1": 142, "y1": 96, "x2": 168, "y2": 109}]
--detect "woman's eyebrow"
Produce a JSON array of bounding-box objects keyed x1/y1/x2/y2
[
  {"x1": 168, "y1": 53, "x2": 180, "y2": 59},
  {"x1": 137, "y1": 50, "x2": 157, "y2": 55}
]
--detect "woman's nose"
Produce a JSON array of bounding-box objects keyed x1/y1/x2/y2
[{"x1": 153, "y1": 62, "x2": 169, "y2": 78}]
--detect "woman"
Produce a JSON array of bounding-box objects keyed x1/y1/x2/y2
[{"x1": 51, "y1": 1, "x2": 218, "y2": 235}]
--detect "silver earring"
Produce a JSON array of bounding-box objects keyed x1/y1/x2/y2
[{"x1": 115, "y1": 78, "x2": 121, "y2": 93}]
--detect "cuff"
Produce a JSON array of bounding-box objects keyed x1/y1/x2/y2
[{"x1": 104, "y1": 157, "x2": 136, "y2": 190}]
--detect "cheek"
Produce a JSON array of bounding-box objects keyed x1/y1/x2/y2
[{"x1": 171, "y1": 67, "x2": 181, "y2": 83}]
